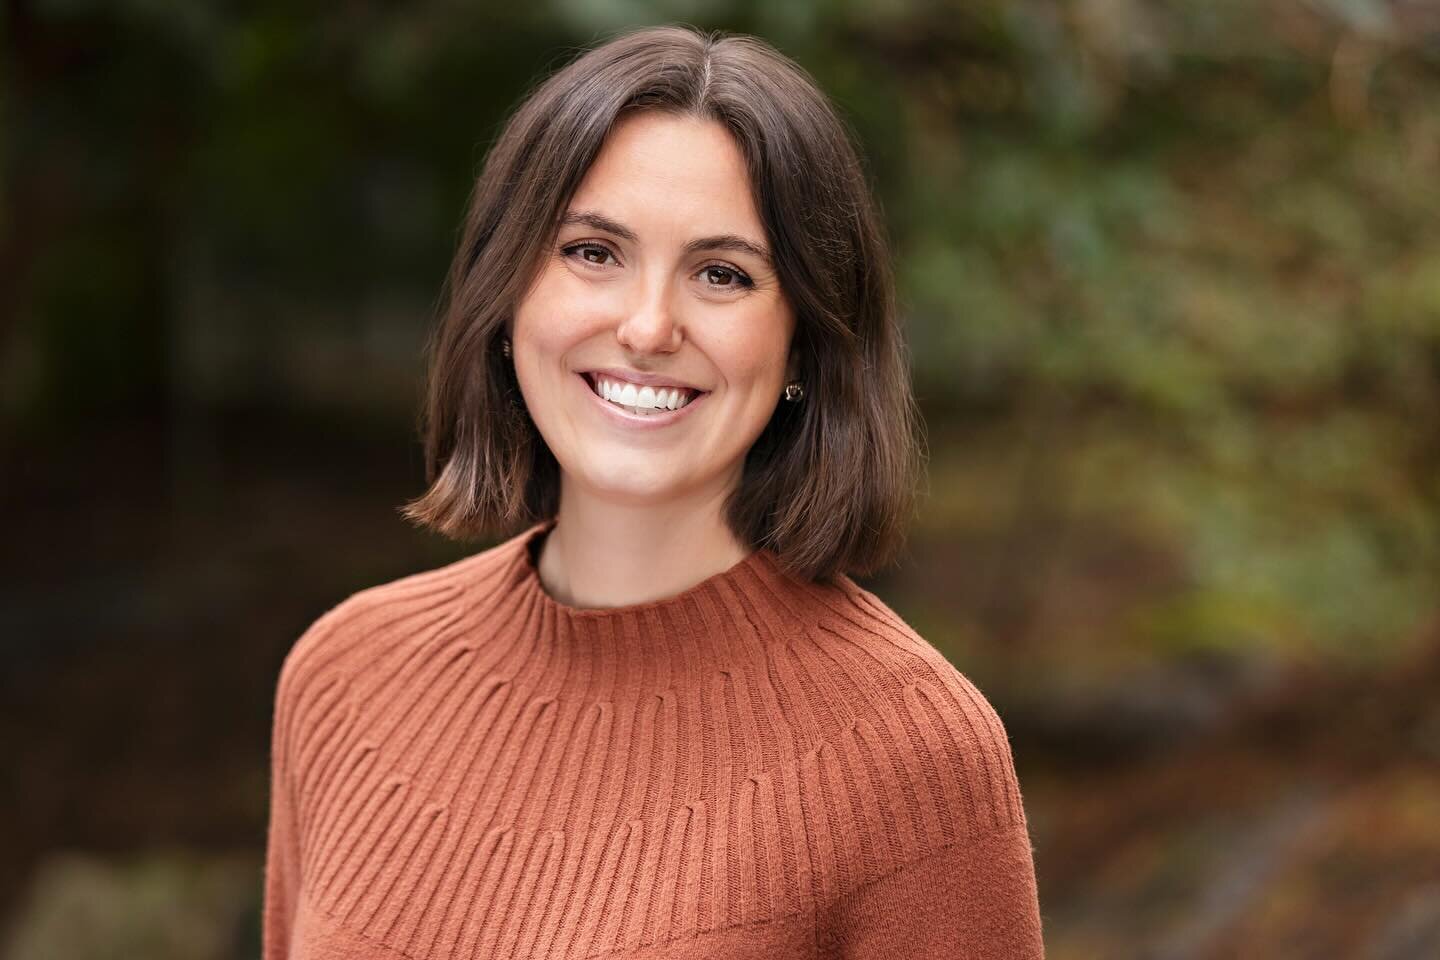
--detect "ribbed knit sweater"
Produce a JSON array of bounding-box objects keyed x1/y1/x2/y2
[{"x1": 263, "y1": 517, "x2": 1045, "y2": 959}]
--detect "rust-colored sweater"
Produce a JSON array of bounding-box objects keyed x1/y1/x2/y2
[{"x1": 263, "y1": 518, "x2": 1046, "y2": 958}]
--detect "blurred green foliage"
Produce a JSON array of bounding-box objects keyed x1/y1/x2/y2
[{"x1": 2, "y1": 0, "x2": 1436, "y2": 668}]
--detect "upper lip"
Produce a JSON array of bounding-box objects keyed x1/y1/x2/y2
[{"x1": 581, "y1": 367, "x2": 706, "y2": 392}]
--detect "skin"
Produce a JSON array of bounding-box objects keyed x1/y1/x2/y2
[{"x1": 508, "y1": 110, "x2": 799, "y2": 609}]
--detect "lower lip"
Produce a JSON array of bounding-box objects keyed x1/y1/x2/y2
[{"x1": 576, "y1": 373, "x2": 707, "y2": 429}]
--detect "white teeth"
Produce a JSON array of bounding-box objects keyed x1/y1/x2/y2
[{"x1": 592, "y1": 375, "x2": 696, "y2": 414}]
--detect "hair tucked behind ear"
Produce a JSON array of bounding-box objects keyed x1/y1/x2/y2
[{"x1": 399, "y1": 23, "x2": 925, "y2": 582}]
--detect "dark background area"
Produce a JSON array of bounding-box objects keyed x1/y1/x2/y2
[{"x1": 3, "y1": 2, "x2": 1439, "y2": 957}]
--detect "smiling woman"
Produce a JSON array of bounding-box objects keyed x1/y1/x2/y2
[
  {"x1": 396, "y1": 27, "x2": 926, "y2": 586},
  {"x1": 263, "y1": 23, "x2": 1045, "y2": 960}
]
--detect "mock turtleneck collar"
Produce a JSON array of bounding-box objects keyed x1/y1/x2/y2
[
  {"x1": 516, "y1": 515, "x2": 774, "y2": 617},
  {"x1": 495, "y1": 516, "x2": 811, "y2": 678}
]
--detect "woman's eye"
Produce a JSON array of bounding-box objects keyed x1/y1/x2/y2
[
  {"x1": 701, "y1": 265, "x2": 755, "y2": 290},
  {"x1": 562, "y1": 243, "x2": 616, "y2": 267}
]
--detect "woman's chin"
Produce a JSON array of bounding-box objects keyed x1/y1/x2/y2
[{"x1": 568, "y1": 463, "x2": 692, "y2": 504}]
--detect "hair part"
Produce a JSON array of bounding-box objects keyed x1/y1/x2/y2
[{"x1": 400, "y1": 23, "x2": 925, "y2": 582}]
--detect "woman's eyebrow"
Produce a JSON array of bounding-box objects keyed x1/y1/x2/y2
[{"x1": 560, "y1": 209, "x2": 773, "y2": 266}]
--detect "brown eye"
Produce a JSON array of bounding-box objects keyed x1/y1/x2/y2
[
  {"x1": 701, "y1": 264, "x2": 754, "y2": 289},
  {"x1": 562, "y1": 242, "x2": 617, "y2": 267}
]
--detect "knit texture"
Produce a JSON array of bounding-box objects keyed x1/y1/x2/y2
[{"x1": 263, "y1": 517, "x2": 1046, "y2": 958}]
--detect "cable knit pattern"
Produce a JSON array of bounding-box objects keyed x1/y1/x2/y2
[{"x1": 263, "y1": 518, "x2": 1045, "y2": 958}]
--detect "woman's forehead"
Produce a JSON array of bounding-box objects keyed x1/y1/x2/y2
[{"x1": 570, "y1": 113, "x2": 759, "y2": 220}]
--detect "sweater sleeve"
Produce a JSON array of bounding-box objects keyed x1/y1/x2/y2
[
  {"x1": 816, "y1": 821, "x2": 1045, "y2": 958},
  {"x1": 262, "y1": 599, "x2": 350, "y2": 960},
  {"x1": 261, "y1": 651, "x2": 303, "y2": 960},
  {"x1": 805, "y1": 584, "x2": 1048, "y2": 957}
]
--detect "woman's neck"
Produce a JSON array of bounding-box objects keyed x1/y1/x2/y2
[{"x1": 536, "y1": 480, "x2": 752, "y2": 610}]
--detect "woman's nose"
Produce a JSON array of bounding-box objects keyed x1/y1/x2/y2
[{"x1": 614, "y1": 275, "x2": 682, "y2": 354}]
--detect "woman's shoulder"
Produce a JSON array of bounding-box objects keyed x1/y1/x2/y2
[
  {"x1": 273, "y1": 532, "x2": 526, "y2": 709},
  {"x1": 799, "y1": 571, "x2": 1014, "y2": 726},
  {"x1": 791, "y1": 572, "x2": 1029, "y2": 830}
]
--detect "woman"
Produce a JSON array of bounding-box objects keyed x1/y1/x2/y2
[{"x1": 263, "y1": 23, "x2": 1045, "y2": 960}]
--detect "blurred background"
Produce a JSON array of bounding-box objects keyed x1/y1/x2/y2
[{"x1": 3, "y1": 1, "x2": 1439, "y2": 957}]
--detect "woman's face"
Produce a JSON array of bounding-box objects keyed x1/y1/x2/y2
[{"x1": 510, "y1": 111, "x2": 797, "y2": 509}]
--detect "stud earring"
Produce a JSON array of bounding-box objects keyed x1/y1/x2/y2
[
  {"x1": 501, "y1": 336, "x2": 512, "y2": 358},
  {"x1": 783, "y1": 381, "x2": 804, "y2": 402}
]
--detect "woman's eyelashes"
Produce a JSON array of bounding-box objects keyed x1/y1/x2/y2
[
  {"x1": 562, "y1": 242, "x2": 619, "y2": 269},
  {"x1": 560, "y1": 242, "x2": 755, "y2": 290}
]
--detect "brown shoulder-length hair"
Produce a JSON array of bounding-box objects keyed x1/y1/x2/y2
[{"x1": 400, "y1": 23, "x2": 925, "y2": 583}]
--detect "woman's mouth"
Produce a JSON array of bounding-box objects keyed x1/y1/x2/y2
[{"x1": 577, "y1": 372, "x2": 708, "y2": 426}]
